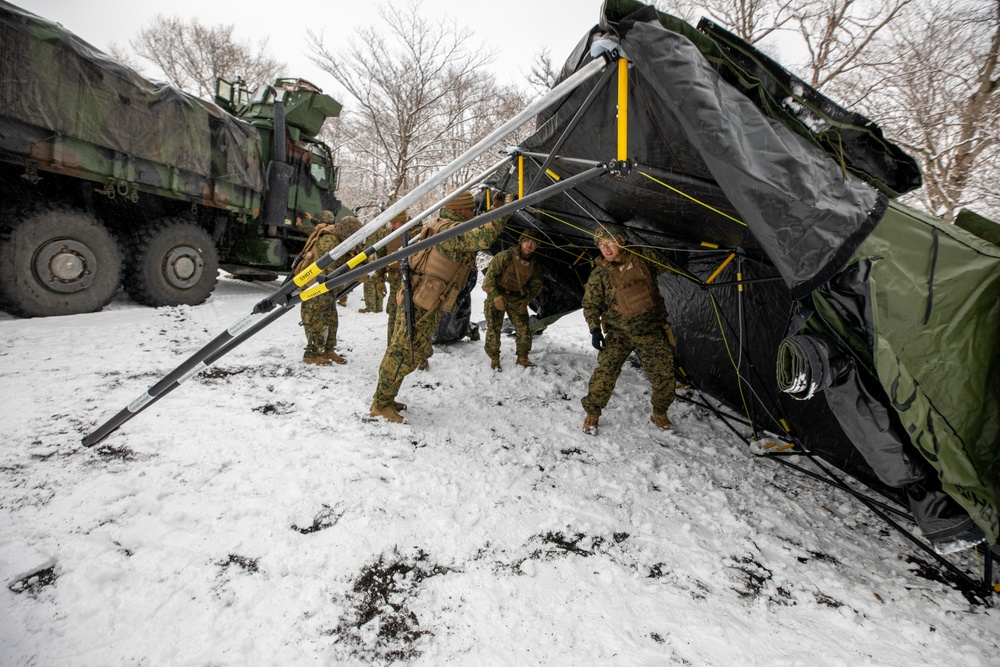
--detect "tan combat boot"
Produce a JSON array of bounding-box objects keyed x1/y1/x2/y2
[
  {"x1": 358, "y1": 308, "x2": 369, "y2": 313},
  {"x1": 490, "y1": 357, "x2": 502, "y2": 371},
  {"x1": 324, "y1": 351, "x2": 347, "y2": 365},
  {"x1": 516, "y1": 356, "x2": 535, "y2": 368},
  {"x1": 303, "y1": 355, "x2": 332, "y2": 366},
  {"x1": 370, "y1": 402, "x2": 405, "y2": 424},
  {"x1": 651, "y1": 412, "x2": 672, "y2": 430},
  {"x1": 392, "y1": 401, "x2": 407, "y2": 411},
  {"x1": 583, "y1": 413, "x2": 599, "y2": 435},
  {"x1": 417, "y1": 359, "x2": 429, "y2": 371}
]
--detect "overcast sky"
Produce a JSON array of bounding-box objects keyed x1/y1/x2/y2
[{"x1": 19, "y1": 0, "x2": 603, "y2": 95}]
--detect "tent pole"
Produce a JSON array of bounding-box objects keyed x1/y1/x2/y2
[
  {"x1": 617, "y1": 57, "x2": 629, "y2": 163},
  {"x1": 524, "y1": 63, "x2": 618, "y2": 194},
  {"x1": 517, "y1": 152, "x2": 605, "y2": 169},
  {"x1": 254, "y1": 56, "x2": 611, "y2": 317},
  {"x1": 312, "y1": 164, "x2": 610, "y2": 296}
]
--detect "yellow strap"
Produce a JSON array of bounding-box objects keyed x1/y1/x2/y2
[{"x1": 545, "y1": 168, "x2": 561, "y2": 181}]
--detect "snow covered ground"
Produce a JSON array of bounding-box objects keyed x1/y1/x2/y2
[{"x1": 1, "y1": 274, "x2": 996, "y2": 665}]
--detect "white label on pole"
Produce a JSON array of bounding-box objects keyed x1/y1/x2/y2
[
  {"x1": 228, "y1": 313, "x2": 256, "y2": 337},
  {"x1": 127, "y1": 392, "x2": 155, "y2": 413},
  {"x1": 178, "y1": 362, "x2": 208, "y2": 384}
]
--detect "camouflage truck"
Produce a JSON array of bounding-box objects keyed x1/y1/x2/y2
[{"x1": 0, "y1": 1, "x2": 345, "y2": 317}]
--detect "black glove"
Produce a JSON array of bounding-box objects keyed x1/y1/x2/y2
[{"x1": 591, "y1": 328, "x2": 605, "y2": 351}]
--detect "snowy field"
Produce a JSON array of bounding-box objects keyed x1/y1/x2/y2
[{"x1": 0, "y1": 274, "x2": 996, "y2": 665}]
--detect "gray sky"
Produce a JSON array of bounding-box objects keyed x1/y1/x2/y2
[{"x1": 19, "y1": 0, "x2": 602, "y2": 95}]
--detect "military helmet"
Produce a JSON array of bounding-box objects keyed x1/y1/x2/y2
[
  {"x1": 446, "y1": 190, "x2": 475, "y2": 210},
  {"x1": 334, "y1": 215, "x2": 361, "y2": 239},
  {"x1": 594, "y1": 224, "x2": 628, "y2": 245},
  {"x1": 318, "y1": 210, "x2": 336, "y2": 224}
]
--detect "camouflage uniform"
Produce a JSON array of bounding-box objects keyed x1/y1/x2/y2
[
  {"x1": 581, "y1": 244, "x2": 675, "y2": 419},
  {"x1": 372, "y1": 207, "x2": 508, "y2": 409},
  {"x1": 483, "y1": 241, "x2": 544, "y2": 361},
  {"x1": 361, "y1": 229, "x2": 386, "y2": 314},
  {"x1": 384, "y1": 269, "x2": 402, "y2": 344},
  {"x1": 371, "y1": 220, "x2": 421, "y2": 345},
  {"x1": 300, "y1": 217, "x2": 361, "y2": 359}
]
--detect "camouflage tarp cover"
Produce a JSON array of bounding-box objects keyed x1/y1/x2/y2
[{"x1": 0, "y1": 1, "x2": 263, "y2": 191}]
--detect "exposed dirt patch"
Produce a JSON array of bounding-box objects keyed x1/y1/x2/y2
[
  {"x1": 292, "y1": 504, "x2": 342, "y2": 534},
  {"x1": 8, "y1": 565, "x2": 57, "y2": 597},
  {"x1": 327, "y1": 548, "x2": 450, "y2": 663}
]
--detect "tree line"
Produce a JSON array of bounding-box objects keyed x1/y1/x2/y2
[{"x1": 115, "y1": 0, "x2": 998, "y2": 222}]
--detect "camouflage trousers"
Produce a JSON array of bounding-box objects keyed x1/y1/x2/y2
[
  {"x1": 373, "y1": 302, "x2": 441, "y2": 408},
  {"x1": 363, "y1": 275, "x2": 385, "y2": 313},
  {"x1": 581, "y1": 327, "x2": 675, "y2": 416},
  {"x1": 385, "y1": 271, "x2": 402, "y2": 344},
  {"x1": 301, "y1": 292, "x2": 339, "y2": 357},
  {"x1": 483, "y1": 296, "x2": 531, "y2": 359}
]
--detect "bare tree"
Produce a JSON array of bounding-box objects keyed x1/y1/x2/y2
[
  {"x1": 128, "y1": 16, "x2": 284, "y2": 98},
  {"x1": 840, "y1": 0, "x2": 1000, "y2": 219},
  {"x1": 794, "y1": 0, "x2": 914, "y2": 88},
  {"x1": 526, "y1": 48, "x2": 562, "y2": 94},
  {"x1": 308, "y1": 2, "x2": 512, "y2": 208}
]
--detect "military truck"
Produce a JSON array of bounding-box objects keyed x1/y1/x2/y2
[{"x1": 0, "y1": 1, "x2": 345, "y2": 317}]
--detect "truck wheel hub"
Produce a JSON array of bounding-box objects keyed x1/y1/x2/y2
[
  {"x1": 165, "y1": 246, "x2": 203, "y2": 289},
  {"x1": 34, "y1": 239, "x2": 96, "y2": 293}
]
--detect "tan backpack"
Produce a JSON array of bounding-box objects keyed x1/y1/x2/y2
[{"x1": 293, "y1": 223, "x2": 336, "y2": 283}]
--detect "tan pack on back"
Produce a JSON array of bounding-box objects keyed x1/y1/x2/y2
[{"x1": 294, "y1": 223, "x2": 334, "y2": 278}]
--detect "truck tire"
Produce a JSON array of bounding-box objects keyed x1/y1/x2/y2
[
  {"x1": 0, "y1": 207, "x2": 123, "y2": 317},
  {"x1": 124, "y1": 218, "x2": 220, "y2": 307}
]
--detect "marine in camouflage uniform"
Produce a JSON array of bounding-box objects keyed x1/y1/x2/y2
[
  {"x1": 300, "y1": 213, "x2": 362, "y2": 365},
  {"x1": 483, "y1": 230, "x2": 544, "y2": 369},
  {"x1": 370, "y1": 191, "x2": 513, "y2": 423},
  {"x1": 372, "y1": 210, "x2": 418, "y2": 345},
  {"x1": 581, "y1": 225, "x2": 675, "y2": 434},
  {"x1": 360, "y1": 243, "x2": 386, "y2": 314}
]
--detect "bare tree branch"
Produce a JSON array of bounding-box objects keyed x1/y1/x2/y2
[
  {"x1": 128, "y1": 15, "x2": 284, "y2": 98},
  {"x1": 307, "y1": 1, "x2": 520, "y2": 208}
]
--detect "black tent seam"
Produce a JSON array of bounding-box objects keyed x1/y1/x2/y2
[
  {"x1": 923, "y1": 228, "x2": 940, "y2": 325},
  {"x1": 789, "y1": 192, "x2": 889, "y2": 301}
]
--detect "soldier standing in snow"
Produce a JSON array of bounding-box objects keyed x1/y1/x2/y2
[
  {"x1": 483, "y1": 230, "x2": 544, "y2": 370},
  {"x1": 358, "y1": 230, "x2": 386, "y2": 314},
  {"x1": 581, "y1": 225, "x2": 675, "y2": 435},
  {"x1": 370, "y1": 190, "x2": 513, "y2": 423},
  {"x1": 299, "y1": 213, "x2": 362, "y2": 366},
  {"x1": 373, "y1": 210, "x2": 417, "y2": 344}
]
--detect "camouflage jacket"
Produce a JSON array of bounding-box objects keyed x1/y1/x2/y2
[
  {"x1": 372, "y1": 222, "x2": 423, "y2": 272},
  {"x1": 483, "y1": 245, "x2": 544, "y2": 302},
  {"x1": 428, "y1": 207, "x2": 508, "y2": 264},
  {"x1": 582, "y1": 246, "x2": 669, "y2": 334},
  {"x1": 316, "y1": 229, "x2": 361, "y2": 276}
]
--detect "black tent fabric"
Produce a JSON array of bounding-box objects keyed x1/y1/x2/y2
[{"x1": 484, "y1": 0, "x2": 997, "y2": 555}]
